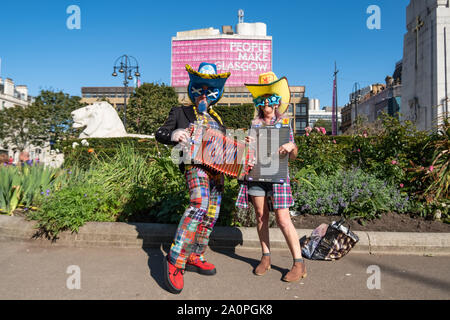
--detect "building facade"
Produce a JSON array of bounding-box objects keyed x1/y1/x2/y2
[
  {"x1": 80, "y1": 86, "x2": 135, "y2": 111},
  {"x1": 401, "y1": 0, "x2": 450, "y2": 131},
  {"x1": 340, "y1": 61, "x2": 402, "y2": 133},
  {"x1": 0, "y1": 77, "x2": 31, "y2": 109}
]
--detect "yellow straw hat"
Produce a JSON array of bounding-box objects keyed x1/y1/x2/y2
[{"x1": 245, "y1": 72, "x2": 291, "y2": 115}]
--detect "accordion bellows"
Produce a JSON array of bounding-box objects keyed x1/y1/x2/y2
[{"x1": 186, "y1": 123, "x2": 253, "y2": 179}]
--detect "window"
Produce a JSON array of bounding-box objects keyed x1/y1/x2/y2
[
  {"x1": 296, "y1": 119, "x2": 306, "y2": 130},
  {"x1": 301, "y1": 103, "x2": 307, "y2": 114},
  {"x1": 288, "y1": 104, "x2": 293, "y2": 114},
  {"x1": 296, "y1": 103, "x2": 307, "y2": 116}
]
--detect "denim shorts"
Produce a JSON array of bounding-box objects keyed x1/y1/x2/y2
[{"x1": 247, "y1": 181, "x2": 274, "y2": 197}]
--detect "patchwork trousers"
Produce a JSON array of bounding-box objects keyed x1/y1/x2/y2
[{"x1": 168, "y1": 166, "x2": 224, "y2": 269}]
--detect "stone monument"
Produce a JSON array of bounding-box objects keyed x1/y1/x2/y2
[
  {"x1": 71, "y1": 101, "x2": 154, "y2": 138},
  {"x1": 401, "y1": 0, "x2": 450, "y2": 131}
]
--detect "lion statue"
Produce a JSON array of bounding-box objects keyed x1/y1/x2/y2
[
  {"x1": 72, "y1": 101, "x2": 154, "y2": 138},
  {"x1": 72, "y1": 102, "x2": 127, "y2": 138}
]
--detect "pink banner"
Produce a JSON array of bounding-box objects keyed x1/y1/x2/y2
[{"x1": 171, "y1": 38, "x2": 272, "y2": 87}]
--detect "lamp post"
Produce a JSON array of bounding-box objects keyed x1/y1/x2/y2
[
  {"x1": 112, "y1": 55, "x2": 140, "y2": 129},
  {"x1": 352, "y1": 82, "x2": 361, "y2": 126}
]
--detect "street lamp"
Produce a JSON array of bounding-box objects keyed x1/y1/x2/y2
[
  {"x1": 352, "y1": 82, "x2": 361, "y2": 126},
  {"x1": 111, "y1": 55, "x2": 141, "y2": 129}
]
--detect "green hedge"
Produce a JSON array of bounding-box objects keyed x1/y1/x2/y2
[
  {"x1": 58, "y1": 137, "x2": 171, "y2": 169},
  {"x1": 214, "y1": 104, "x2": 255, "y2": 129}
]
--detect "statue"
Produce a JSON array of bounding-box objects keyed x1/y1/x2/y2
[{"x1": 71, "y1": 101, "x2": 153, "y2": 138}]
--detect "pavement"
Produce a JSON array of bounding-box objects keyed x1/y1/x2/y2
[
  {"x1": 1, "y1": 215, "x2": 450, "y2": 256},
  {"x1": 1, "y1": 215, "x2": 450, "y2": 301},
  {"x1": 0, "y1": 241, "x2": 449, "y2": 300}
]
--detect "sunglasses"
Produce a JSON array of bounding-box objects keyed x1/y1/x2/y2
[
  {"x1": 253, "y1": 94, "x2": 281, "y2": 108},
  {"x1": 191, "y1": 86, "x2": 220, "y2": 101}
]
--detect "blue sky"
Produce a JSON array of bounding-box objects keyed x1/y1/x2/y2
[{"x1": 0, "y1": 0, "x2": 408, "y2": 107}]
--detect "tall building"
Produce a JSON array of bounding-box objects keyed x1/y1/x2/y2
[
  {"x1": 171, "y1": 13, "x2": 309, "y2": 135},
  {"x1": 401, "y1": 0, "x2": 450, "y2": 131},
  {"x1": 171, "y1": 22, "x2": 272, "y2": 87}
]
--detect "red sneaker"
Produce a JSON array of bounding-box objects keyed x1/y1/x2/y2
[
  {"x1": 185, "y1": 254, "x2": 217, "y2": 275},
  {"x1": 164, "y1": 256, "x2": 184, "y2": 294}
]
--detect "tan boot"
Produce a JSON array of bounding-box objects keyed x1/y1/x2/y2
[
  {"x1": 282, "y1": 258, "x2": 307, "y2": 282},
  {"x1": 254, "y1": 253, "x2": 271, "y2": 276}
]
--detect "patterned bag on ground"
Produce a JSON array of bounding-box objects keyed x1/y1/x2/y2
[{"x1": 300, "y1": 219, "x2": 359, "y2": 261}]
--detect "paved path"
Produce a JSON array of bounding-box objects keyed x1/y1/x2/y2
[{"x1": 1, "y1": 241, "x2": 449, "y2": 300}]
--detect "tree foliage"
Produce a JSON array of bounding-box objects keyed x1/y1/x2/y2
[
  {"x1": 32, "y1": 90, "x2": 85, "y2": 144},
  {"x1": 0, "y1": 90, "x2": 85, "y2": 151},
  {"x1": 125, "y1": 83, "x2": 179, "y2": 135},
  {"x1": 0, "y1": 105, "x2": 42, "y2": 151}
]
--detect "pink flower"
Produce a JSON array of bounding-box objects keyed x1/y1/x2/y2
[
  {"x1": 391, "y1": 160, "x2": 397, "y2": 165},
  {"x1": 305, "y1": 126, "x2": 312, "y2": 133},
  {"x1": 333, "y1": 140, "x2": 336, "y2": 144},
  {"x1": 429, "y1": 166, "x2": 434, "y2": 172},
  {"x1": 305, "y1": 132, "x2": 309, "y2": 137},
  {"x1": 320, "y1": 127, "x2": 326, "y2": 135},
  {"x1": 400, "y1": 183, "x2": 404, "y2": 188},
  {"x1": 357, "y1": 149, "x2": 361, "y2": 152},
  {"x1": 315, "y1": 127, "x2": 320, "y2": 133}
]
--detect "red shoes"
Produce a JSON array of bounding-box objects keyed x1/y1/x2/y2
[
  {"x1": 185, "y1": 254, "x2": 217, "y2": 275},
  {"x1": 164, "y1": 254, "x2": 217, "y2": 294},
  {"x1": 164, "y1": 256, "x2": 184, "y2": 294}
]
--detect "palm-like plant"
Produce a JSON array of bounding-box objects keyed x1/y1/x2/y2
[{"x1": 422, "y1": 115, "x2": 449, "y2": 204}]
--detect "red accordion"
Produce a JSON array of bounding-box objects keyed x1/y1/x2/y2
[{"x1": 186, "y1": 123, "x2": 254, "y2": 179}]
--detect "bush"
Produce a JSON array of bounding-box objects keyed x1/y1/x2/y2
[
  {"x1": 292, "y1": 129, "x2": 349, "y2": 175},
  {"x1": 214, "y1": 104, "x2": 255, "y2": 129},
  {"x1": 29, "y1": 182, "x2": 119, "y2": 238},
  {"x1": 291, "y1": 167, "x2": 411, "y2": 221}
]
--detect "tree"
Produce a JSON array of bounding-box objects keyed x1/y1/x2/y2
[
  {"x1": 0, "y1": 104, "x2": 42, "y2": 152},
  {"x1": 126, "y1": 83, "x2": 179, "y2": 135},
  {"x1": 32, "y1": 90, "x2": 86, "y2": 146},
  {"x1": 0, "y1": 90, "x2": 85, "y2": 152}
]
